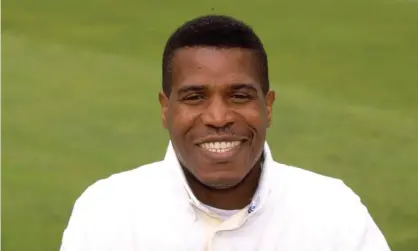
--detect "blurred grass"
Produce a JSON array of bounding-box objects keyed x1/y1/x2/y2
[{"x1": 2, "y1": 0, "x2": 418, "y2": 250}]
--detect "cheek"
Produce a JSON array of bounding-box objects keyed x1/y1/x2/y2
[
  {"x1": 237, "y1": 104, "x2": 267, "y2": 129},
  {"x1": 168, "y1": 107, "x2": 199, "y2": 137}
]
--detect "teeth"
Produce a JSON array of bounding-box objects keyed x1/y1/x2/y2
[{"x1": 199, "y1": 141, "x2": 241, "y2": 152}]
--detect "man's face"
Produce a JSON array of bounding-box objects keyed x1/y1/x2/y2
[{"x1": 159, "y1": 47, "x2": 275, "y2": 189}]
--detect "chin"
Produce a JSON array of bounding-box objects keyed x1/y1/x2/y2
[
  {"x1": 198, "y1": 174, "x2": 244, "y2": 190},
  {"x1": 204, "y1": 181, "x2": 239, "y2": 190}
]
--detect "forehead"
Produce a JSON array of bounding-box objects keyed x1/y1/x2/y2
[{"x1": 170, "y1": 47, "x2": 262, "y2": 90}]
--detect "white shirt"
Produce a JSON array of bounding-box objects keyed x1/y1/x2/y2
[{"x1": 59, "y1": 141, "x2": 391, "y2": 251}]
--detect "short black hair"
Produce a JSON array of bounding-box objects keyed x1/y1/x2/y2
[{"x1": 162, "y1": 15, "x2": 269, "y2": 96}]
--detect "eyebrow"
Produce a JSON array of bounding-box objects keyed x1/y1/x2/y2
[
  {"x1": 230, "y1": 83, "x2": 258, "y2": 92},
  {"x1": 176, "y1": 83, "x2": 258, "y2": 95},
  {"x1": 177, "y1": 85, "x2": 206, "y2": 95}
]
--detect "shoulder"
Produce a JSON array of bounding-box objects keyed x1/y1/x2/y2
[
  {"x1": 73, "y1": 160, "x2": 170, "y2": 211},
  {"x1": 64, "y1": 160, "x2": 174, "y2": 233},
  {"x1": 270, "y1": 162, "x2": 359, "y2": 203},
  {"x1": 269, "y1": 162, "x2": 390, "y2": 249},
  {"x1": 268, "y1": 162, "x2": 367, "y2": 226},
  {"x1": 60, "y1": 161, "x2": 172, "y2": 249}
]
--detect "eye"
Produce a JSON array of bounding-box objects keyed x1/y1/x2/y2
[
  {"x1": 181, "y1": 94, "x2": 206, "y2": 104},
  {"x1": 184, "y1": 94, "x2": 205, "y2": 100},
  {"x1": 230, "y1": 93, "x2": 253, "y2": 103}
]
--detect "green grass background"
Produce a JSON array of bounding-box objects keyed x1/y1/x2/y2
[{"x1": 2, "y1": 0, "x2": 418, "y2": 250}]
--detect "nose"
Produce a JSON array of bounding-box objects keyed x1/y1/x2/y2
[{"x1": 201, "y1": 96, "x2": 234, "y2": 130}]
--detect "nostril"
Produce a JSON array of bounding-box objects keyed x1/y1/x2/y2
[{"x1": 205, "y1": 123, "x2": 234, "y2": 134}]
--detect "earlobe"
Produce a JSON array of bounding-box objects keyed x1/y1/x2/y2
[
  {"x1": 158, "y1": 92, "x2": 169, "y2": 128},
  {"x1": 266, "y1": 90, "x2": 275, "y2": 128}
]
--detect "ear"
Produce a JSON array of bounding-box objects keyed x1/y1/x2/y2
[
  {"x1": 265, "y1": 90, "x2": 275, "y2": 128},
  {"x1": 158, "y1": 91, "x2": 169, "y2": 129}
]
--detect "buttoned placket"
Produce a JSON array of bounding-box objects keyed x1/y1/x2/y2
[{"x1": 164, "y1": 141, "x2": 274, "y2": 251}]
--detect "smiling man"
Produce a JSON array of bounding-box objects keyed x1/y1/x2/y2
[{"x1": 60, "y1": 15, "x2": 391, "y2": 251}]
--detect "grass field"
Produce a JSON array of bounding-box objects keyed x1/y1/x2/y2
[{"x1": 2, "y1": 0, "x2": 418, "y2": 250}]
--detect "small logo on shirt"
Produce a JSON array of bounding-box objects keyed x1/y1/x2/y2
[
  {"x1": 248, "y1": 205, "x2": 256, "y2": 214},
  {"x1": 248, "y1": 194, "x2": 260, "y2": 214}
]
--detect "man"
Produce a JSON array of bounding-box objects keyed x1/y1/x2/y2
[{"x1": 60, "y1": 15, "x2": 391, "y2": 251}]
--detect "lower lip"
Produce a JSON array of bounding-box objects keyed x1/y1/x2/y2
[{"x1": 197, "y1": 143, "x2": 245, "y2": 162}]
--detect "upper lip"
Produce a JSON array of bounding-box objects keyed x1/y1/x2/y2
[{"x1": 194, "y1": 135, "x2": 249, "y2": 145}]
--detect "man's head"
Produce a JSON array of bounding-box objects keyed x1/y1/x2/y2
[{"x1": 159, "y1": 15, "x2": 275, "y2": 190}]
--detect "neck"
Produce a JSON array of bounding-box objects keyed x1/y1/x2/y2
[{"x1": 183, "y1": 160, "x2": 263, "y2": 210}]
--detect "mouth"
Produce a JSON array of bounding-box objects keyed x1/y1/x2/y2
[
  {"x1": 198, "y1": 141, "x2": 242, "y2": 153},
  {"x1": 194, "y1": 136, "x2": 249, "y2": 162}
]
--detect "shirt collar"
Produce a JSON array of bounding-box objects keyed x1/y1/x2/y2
[{"x1": 163, "y1": 141, "x2": 273, "y2": 214}]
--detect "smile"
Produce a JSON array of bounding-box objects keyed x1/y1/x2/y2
[{"x1": 199, "y1": 141, "x2": 241, "y2": 153}]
